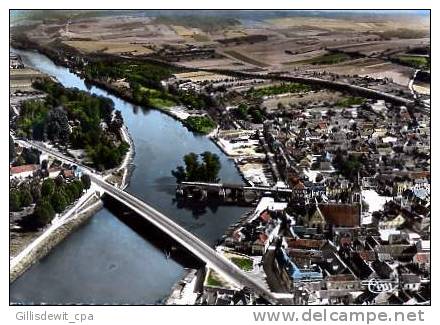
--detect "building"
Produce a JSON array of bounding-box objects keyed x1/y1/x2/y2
[{"x1": 10, "y1": 164, "x2": 39, "y2": 179}]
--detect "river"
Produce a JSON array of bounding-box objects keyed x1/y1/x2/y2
[{"x1": 10, "y1": 49, "x2": 250, "y2": 304}]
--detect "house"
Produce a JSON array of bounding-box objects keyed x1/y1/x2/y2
[
  {"x1": 251, "y1": 233, "x2": 269, "y2": 255},
  {"x1": 10, "y1": 164, "x2": 39, "y2": 179},
  {"x1": 48, "y1": 167, "x2": 63, "y2": 178},
  {"x1": 400, "y1": 274, "x2": 421, "y2": 292},
  {"x1": 378, "y1": 214, "x2": 406, "y2": 230},
  {"x1": 325, "y1": 274, "x2": 361, "y2": 291},
  {"x1": 61, "y1": 169, "x2": 75, "y2": 179},
  {"x1": 375, "y1": 244, "x2": 417, "y2": 262},
  {"x1": 321, "y1": 203, "x2": 361, "y2": 227},
  {"x1": 274, "y1": 248, "x2": 323, "y2": 292}
]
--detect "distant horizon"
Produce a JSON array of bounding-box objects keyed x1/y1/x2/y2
[{"x1": 10, "y1": 9, "x2": 430, "y2": 22}]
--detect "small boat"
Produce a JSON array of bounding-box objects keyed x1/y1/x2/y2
[{"x1": 164, "y1": 250, "x2": 171, "y2": 259}]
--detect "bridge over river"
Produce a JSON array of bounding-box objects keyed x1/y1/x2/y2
[{"x1": 18, "y1": 140, "x2": 293, "y2": 304}]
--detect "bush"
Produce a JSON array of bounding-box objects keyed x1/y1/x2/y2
[
  {"x1": 51, "y1": 191, "x2": 68, "y2": 213},
  {"x1": 10, "y1": 189, "x2": 21, "y2": 212},
  {"x1": 41, "y1": 178, "x2": 55, "y2": 197},
  {"x1": 184, "y1": 116, "x2": 216, "y2": 134},
  {"x1": 20, "y1": 189, "x2": 33, "y2": 207},
  {"x1": 34, "y1": 199, "x2": 55, "y2": 225},
  {"x1": 172, "y1": 151, "x2": 221, "y2": 183},
  {"x1": 81, "y1": 174, "x2": 91, "y2": 190}
]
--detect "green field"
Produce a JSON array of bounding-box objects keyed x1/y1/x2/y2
[
  {"x1": 206, "y1": 271, "x2": 225, "y2": 287},
  {"x1": 138, "y1": 86, "x2": 176, "y2": 108},
  {"x1": 248, "y1": 82, "x2": 311, "y2": 98},
  {"x1": 335, "y1": 96, "x2": 366, "y2": 107},
  {"x1": 395, "y1": 55, "x2": 430, "y2": 70},
  {"x1": 285, "y1": 52, "x2": 352, "y2": 66},
  {"x1": 230, "y1": 256, "x2": 254, "y2": 271}
]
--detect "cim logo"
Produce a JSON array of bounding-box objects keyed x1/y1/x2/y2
[{"x1": 361, "y1": 278, "x2": 399, "y2": 293}]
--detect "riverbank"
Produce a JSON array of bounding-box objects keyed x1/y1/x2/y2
[
  {"x1": 81, "y1": 77, "x2": 219, "y2": 136},
  {"x1": 10, "y1": 191, "x2": 103, "y2": 283}
]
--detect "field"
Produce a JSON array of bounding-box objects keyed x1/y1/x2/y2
[
  {"x1": 247, "y1": 83, "x2": 311, "y2": 98},
  {"x1": 63, "y1": 40, "x2": 153, "y2": 55},
  {"x1": 223, "y1": 50, "x2": 269, "y2": 68},
  {"x1": 204, "y1": 269, "x2": 234, "y2": 288},
  {"x1": 290, "y1": 52, "x2": 352, "y2": 65},
  {"x1": 335, "y1": 96, "x2": 366, "y2": 107},
  {"x1": 394, "y1": 55, "x2": 430, "y2": 70},
  {"x1": 230, "y1": 256, "x2": 253, "y2": 271},
  {"x1": 263, "y1": 89, "x2": 345, "y2": 113},
  {"x1": 13, "y1": 11, "x2": 430, "y2": 84}
]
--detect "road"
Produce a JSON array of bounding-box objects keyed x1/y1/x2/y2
[{"x1": 18, "y1": 140, "x2": 281, "y2": 304}]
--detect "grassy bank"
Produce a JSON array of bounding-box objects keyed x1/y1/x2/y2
[{"x1": 184, "y1": 115, "x2": 217, "y2": 134}]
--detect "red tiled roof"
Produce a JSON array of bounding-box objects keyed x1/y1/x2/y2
[
  {"x1": 259, "y1": 211, "x2": 271, "y2": 223},
  {"x1": 255, "y1": 233, "x2": 269, "y2": 245},
  {"x1": 358, "y1": 250, "x2": 376, "y2": 261},
  {"x1": 62, "y1": 170, "x2": 74, "y2": 178},
  {"x1": 409, "y1": 171, "x2": 430, "y2": 179},
  {"x1": 10, "y1": 164, "x2": 39, "y2": 175},
  {"x1": 293, "y1": 181, "x2": 305, "y2": 189},
  {"x1": 318, "y1": 203, "x2": 360, "y2": 227},
  {"x1": 340, "y1": 237, "x2": 352, "y2": 246},
  {"x1": 317, "y1": 122, "x2": 327, "y2": 129},
  {"x1": 413, "y1": 252, "x2": 430, "y2": 264}
]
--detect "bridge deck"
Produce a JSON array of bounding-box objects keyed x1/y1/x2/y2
[{"x1": 20, "y1": 140, "x2": 280, "y2": 304}]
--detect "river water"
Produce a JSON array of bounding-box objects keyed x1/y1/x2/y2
[{"x1": 10, "y1": 49, "x2": 249, "y2": 304}]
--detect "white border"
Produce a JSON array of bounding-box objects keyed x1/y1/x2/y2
[{"x1": 2, "y1": 2, "x2": 435, "y2": 324}]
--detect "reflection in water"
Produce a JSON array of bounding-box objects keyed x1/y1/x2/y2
[{"x1": 10, "y1": 49, "x2": 250, "y2": 304}]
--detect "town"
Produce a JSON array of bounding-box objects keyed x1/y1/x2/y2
[{"x1": 10, "y1": 10, "x2": 430, "y2": 306}]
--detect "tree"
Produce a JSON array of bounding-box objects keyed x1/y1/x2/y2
[
  {"x1": 41, "y1": 159, "x2": 48, "y2": 170},
  {"x1": 81, "y1": 174, "x2": 91, "y2": 190},
  {"x1": 10, "y1": 189, "x2": 21, "y2": 212},
  {"x1": 236, "y1": 103, "x2": 248, "y2": 119},
  {"x1": 9, "y1": 135, "x2": 15, "y2": 162},
  {"x1": 172, "y1": 152, "x2": 221, "y2": 183},
  {"x1": 45, "y1": 106, "x2": 70, "y2": 143},
  {"x1": 109, "y1": 110, "x2": 124, "y2": 136},
  {"x1": 64, "y1": 185, "x2": 75, "y2": 203},
  {"x1": 183, "y1": 152, "x2": 200, "y2": 181},
  {"x1": 51, "y1": 191, "x2": 68, "y2": 213},
  {"x1": 20, "y1": 189, "x2": 33, "y2": 207},
  {"x1": 201, "y1": 151, "x2": 221, "y2": 182},
  {"x1": 71, "y1": 180, "x2": 84, "y2": 199},
  {"x1": 29, "y1": 180, "x2": 42, "y2": 202},
  {"x1": 171, "y1": 166, "x2": 186, "y2": 183},
  {"x1": 41, "y1": 178, "x2": 55, "y2": 197},
  {"x1": 54, "y1": 175, "x2": 65, "y2": 188},
  {"x1": 22, "y1": 147, "x2": 40, "y2": 164},
  {"x1": 34, "y1": 199, "x2": 55, "y2": 225},
  {"x1": 249, "y1": 108, "x2": 264, "y2": 124}
]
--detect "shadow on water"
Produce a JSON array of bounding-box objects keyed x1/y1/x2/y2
[{"x1": 102, "y1": 195, "x2": 204, "y2": 270}]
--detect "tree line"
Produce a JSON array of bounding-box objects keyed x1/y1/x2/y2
[
  {"x1": 15, "y1": 78, "x2": 129, "y2": 170},
  {"x1": 84, "y1": 59, "x2": 219, "y2": 115},
  {"x1": 10, "y1": 174, "x2": 91, "y2": 227},
  {"x1": 172, "y1": 152, "x2": 221, "y2": 183}
]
